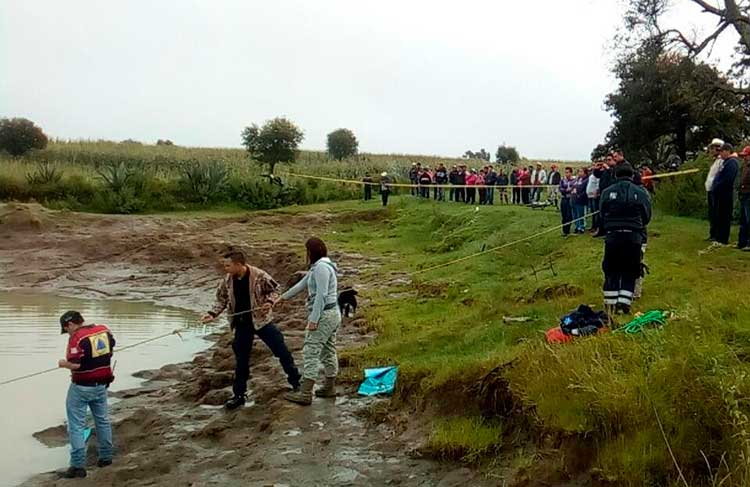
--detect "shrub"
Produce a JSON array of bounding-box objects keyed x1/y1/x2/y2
[
  {"x1": 26, "y1": 161, "x2": 62, "y2": 185},
  {"x1": 0, "y1": 118, "x2": 48, "y2": 156},
  {"x1": 327, "y1": 128, "x2": 359, "y2": 160}
]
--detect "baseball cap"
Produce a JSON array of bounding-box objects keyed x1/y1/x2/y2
[
  {"x1": 711, "y1": 138, "x2": 725, "y2": 147},
  {"x1": 59, "y1": 310, "x2": 84, "y2": 334},
  {"x1": 740, "y1": 146, "x2": 750, "y2": 156}
]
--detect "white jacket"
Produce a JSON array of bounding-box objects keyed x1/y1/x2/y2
[
  {"x1": 705, "y1": 157, "x2": 724, "y2": 192},
  {"x1": 586, "y1": 175, "x2": 600, "y2": 198},
  {"x1": 531, "y1": 169, "x2": 547, "y2": 185}
]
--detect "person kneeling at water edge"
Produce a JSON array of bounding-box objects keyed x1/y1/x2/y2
[
  {"x1": 202, "y1": 251, "x2": 301, "y2": 410},
  {"x1": 57, "y1": 311, "x2": 115, "y2": 479},
  {"x1": 600, "y1": 163, "x2": 651, "y2": 318},
  {"x1": 275, "y1": 237, "x2": 341, "y2": 405}
]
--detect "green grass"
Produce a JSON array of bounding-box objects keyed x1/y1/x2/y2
[
  {"x1": 324, "y1": 196, "x2": 750, "y2": 486},
  {"x1": 427, "y1": 416, "x2": 503, "y2": 462}
]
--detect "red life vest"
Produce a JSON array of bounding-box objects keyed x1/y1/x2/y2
[{"x1": 66, "y1": 324, "x2": 115, "y2": 385}]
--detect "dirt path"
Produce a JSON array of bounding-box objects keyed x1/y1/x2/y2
[{"x1": 0, "y1": 203, "x2": 491, "y2": 487}]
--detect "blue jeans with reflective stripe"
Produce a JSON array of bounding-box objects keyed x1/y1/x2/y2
[{"x1": 66, "y1": 383, "x2": 113, "y2": 468}]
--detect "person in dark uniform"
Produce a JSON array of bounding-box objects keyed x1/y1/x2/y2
[
  {"x1": 202, "y1": 251, "x2": 301, "y2": 410},
  {"x1": 600, "y1": 163, "x2": 652, "y2": 318},
  {"x1": 57, "y1": 311, "x2": 116, "y2": 479},
  {"x1": 362, "y1": 173, "x2": 373, "y2": 201}
]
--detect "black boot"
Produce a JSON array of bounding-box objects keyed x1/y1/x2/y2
[
  {"x1": 224, "y1": 395, "x2": 246, "y2": 410},
  {"x1": 97, "y1": 459, "x2": 113, "y2": 468},
  {"x1": 58, "y1": 467, "x2": 87, "y2": 479}
]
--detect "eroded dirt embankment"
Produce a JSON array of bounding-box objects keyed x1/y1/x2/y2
[{"x1": 0, "y1": 203, "x2": 491, "y2": 487}]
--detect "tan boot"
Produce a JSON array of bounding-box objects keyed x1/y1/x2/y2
[
  {"x1": 315, "y1": 377, "x2": 337, "y2": 398},
  {"x1": 285, "y1": 378, "x2": 314, "y2": 405}
]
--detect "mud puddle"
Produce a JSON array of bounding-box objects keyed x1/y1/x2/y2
[{"x1": 0, "y1": 290, "x2": 210, "y2": 486}]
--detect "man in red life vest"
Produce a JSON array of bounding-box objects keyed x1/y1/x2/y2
[{"x1": 57, "y1": 310, "x2": 115, "y2": 479}]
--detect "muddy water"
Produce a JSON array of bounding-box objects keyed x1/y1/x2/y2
[{"x1": 0, "y1": 291, "x2": 211, "y2": 487}]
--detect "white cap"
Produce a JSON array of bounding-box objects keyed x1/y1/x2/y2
[
  {"x1": 381, "y1": 172, "x2": 387, "y2": 177},
  {"x1": 711, "y1": 138, "x2": 725, "y2": 146}
]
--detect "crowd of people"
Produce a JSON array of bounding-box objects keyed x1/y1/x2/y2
[{"x1": 367, "y1": 152, "x2": 656, "y2": 239}]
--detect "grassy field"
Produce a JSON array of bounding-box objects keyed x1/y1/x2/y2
[
  {"x1": 316, "y1": 195, "x2": 750, "y2": 486},
  {"x1": 0, "y1": 140, "x2": 589, "y2": 214}
]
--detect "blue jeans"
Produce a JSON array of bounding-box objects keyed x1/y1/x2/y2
[
  {"x1": 572, "y1": 202, "x2": 586, "y2": 232},
  {"x1": 66, "y1": 383, "x2": 113, "y2": 468}
]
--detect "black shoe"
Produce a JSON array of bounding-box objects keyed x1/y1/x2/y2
[
  {"x1": 224, "y1": 395, "x2": 246, "y2": 410},
  {"x1": 97, "y1": 459, "x2": 113, "y2": 468},
  {"x1": 616, "y1": 303, "x2": 631, "y2": 315},
  {"x1": 58, "y1": 467, "x2": 87, "y2": 479}
]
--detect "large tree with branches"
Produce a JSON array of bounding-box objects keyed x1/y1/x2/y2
[{"x1": 623, "y1": 0, "x2": 750, "y2": 81}]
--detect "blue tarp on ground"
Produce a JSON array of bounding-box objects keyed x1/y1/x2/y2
[{"x1": 357, "y1": 366, "x2": 398, "y2": 396}]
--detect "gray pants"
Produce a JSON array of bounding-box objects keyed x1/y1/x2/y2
[{"x1": 303, "y1": 308, "x2": 341, "y2": 380}]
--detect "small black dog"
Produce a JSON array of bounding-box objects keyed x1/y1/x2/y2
[{"x1": 338, "y1": 289, "x2": 358, "y2": 318}]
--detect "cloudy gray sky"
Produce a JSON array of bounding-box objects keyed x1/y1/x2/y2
[{"x1": 0, "y1": 1, "x2": 737, "y2": 160}]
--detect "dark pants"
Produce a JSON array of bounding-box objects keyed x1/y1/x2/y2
[
  {"x1": 420, "y1": 186, "x2": 430, "y2": 198},
  {"x1": 410, "y1": 182, "x2": 417, "y2": 196},
  {"x1": 740, "y1": 194, "x2": 750, "y2": 248},
  {"x1": 364, "y1": 185, "x2": 372, "y2": 200},
  {"x1": 486, "y1": 185, "x2": 494, "y2": 204},
  {"x1": 512, "y1": 187, "x2": 520, "y2": 204},
  {"x1": 602, "y1": 231, "x2": 642, "y2": 308},
  {"x1": 560, "y1": 197, "x2": 573, "y2": 235},
  {"x1": 232, "y1": 323, "x2": 300, "y2": 397},
  {"x1": 708, "y1": 191, "x2": 717, "y2": 240},
  {"x1": 589, "y1": 197, "x2": 600, "y2": 230},
  {"x1": 521, "y1": 188, "x2": 530, "y2": 204},
  {"x1": 456, "y1": 187, "x2": 465, "y2": 202},
  {"x1": 449, "y1": 187, "x2": 455, "y2": 201},
  {"x1": 715, "y1": 190, "x2": 733, "y2": 244},
  {"x1": 381, "y1": 191, "x2": 390, "y2": 206},
  {"x1": 466, "y1": 188, "x2": 476, "y2": 204},
  {"x1": 478, "y1": 188, "x2": 486, "y2": 204}
]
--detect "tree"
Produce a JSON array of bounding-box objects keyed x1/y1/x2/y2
[
  {"x1": 495, "y1": 145, "x2": 520, "y2": 164},
  {"x1": 0, "y1": 117, "x2": 48, "y2": 156},
  {"x1": 590, "y1": 143, "x2": 612, "y2": 161},
  {"x1": 621, "y1": 0, "x2": 750, "y2": 89},
  {"x1": 156, "y1": 139, "x2": 174, "y2": 146},
  {"x1": 326, "y1": 128, "x2": 358, "y2": 160},
  {"x1": 600, "y1": 40, "x2": 747, "y2": 166},
  {"x1": 463, "y1": 149, "x2": 490, "y2": 161},
  {"x1": 241, "y1": 117, "x2": 304, "y2": 174}
]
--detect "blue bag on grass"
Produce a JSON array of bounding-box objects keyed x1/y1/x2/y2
[{"x1": 357, "y1": 366, "x2": 398, "y2": 396}]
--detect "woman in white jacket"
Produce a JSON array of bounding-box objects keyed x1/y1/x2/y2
[{"x1": 276, "y1": 237, "x2": 341, "y2": 405}]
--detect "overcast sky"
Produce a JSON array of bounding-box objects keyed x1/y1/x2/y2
[{"x1": 0, "y1": 1, "x2": 738, "y2": 160}]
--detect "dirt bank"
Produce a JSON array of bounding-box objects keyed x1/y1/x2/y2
[{"x1": 0, "y1": 203, "x2": 492, "y2": 487}]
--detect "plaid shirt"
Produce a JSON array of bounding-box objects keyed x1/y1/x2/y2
[{"x1": 209, "y1": 265, "x2": 280, "y2": 329}]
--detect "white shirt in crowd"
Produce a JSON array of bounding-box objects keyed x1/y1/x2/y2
[
  {"x1": 586, "y1": 174, "x2": 600, "y2": 198},
  {"x1": 705, "y1": 157, "x2": 724, "y2": 192},
  {"x1": 531, "y1": 169, "x2": 547, "y2": 185}
]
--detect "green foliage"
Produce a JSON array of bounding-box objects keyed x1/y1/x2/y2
[
  {"x1": 327, "y1": 128, "x2": 359, "y2": 161},
  {"x1": 601, "y1": 40, "x2": 747, "y2": 167},
  {"x1": 463, "y1": 149, "x2": 491, "y2": 161},
  {"x1": 0, "y1": 118, "x2": 48, "y2": 157},
  {"x1": 241, "y1": 117, "x2": 304, "y2": 174},
  {"x1": 427, "y1": 417, "x2": 502, "y2": 462},
  {"x1": 496, "y1": 145, "x2": 520, "y2": 164},
  {"x1": 25, "y1": 161, "x2": 62, "y2": 185},
  {"x1": 179, "y1": 161, "x2": 229, "y2": 203}
]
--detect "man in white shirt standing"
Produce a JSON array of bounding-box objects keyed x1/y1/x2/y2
[
  {"x1": 705, "y1": 138, "x2": 725, "y2": 242},
  {"x1": 531, "y1": 162, "x2": 547, "y2": 202}
]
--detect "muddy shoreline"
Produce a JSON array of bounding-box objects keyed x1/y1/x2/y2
[{"x1": 0, "y1": 203, "x2": 490, "y2": 487}]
